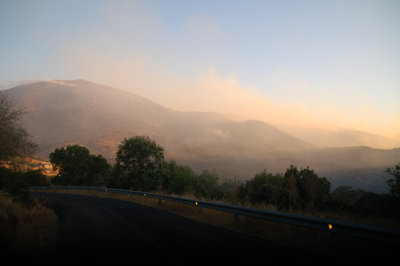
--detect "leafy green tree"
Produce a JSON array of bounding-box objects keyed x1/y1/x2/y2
[
  {"x1": 115, "y1": 136, "x2": 165, "y2": 190},
  {"x1": 50, "y1": 145, "x2": 110, "y2": 186},
  {"x1": 107, "y1": 165, "x2": 130, "y2": 189},
  {"x1": 139, "y1": 167, "x2": 165, "y2": 191},
  {"x1": 241, "y1": 171, "x2": 277, "y2": 204},
  {"x1": 220, "y1": 177, "x2": 240, "y2": 202},
  {"x1": 193, "y1": 169, "x2": 219, "y2": 199},
  {"x1": 299, "y1": 167, "x2": 330, "y2": 210},
  {"x1": 238, "y1": 170, "x2": 286, "y2": 207},
  {"x1": 283, "y1": 165, "x2": 301, "y2": 210},
  {"x1": 386, "y1": 163, "x2": 400, "y2": 198},
  {"x1": 0, "y1": 92, "x2": 36, "y2": 162},
  {"x1": 161, "y1": 161, "x2": 195, "y2": 195},
  {"x1": 283, "y1": 165, "x2": 330, "y2": 211}
]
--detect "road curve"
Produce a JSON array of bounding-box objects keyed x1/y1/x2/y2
[{"x1": 28, "y1": 192, "x2": 313, "y2": 265}]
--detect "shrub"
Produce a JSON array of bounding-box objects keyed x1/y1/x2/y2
[{"x1": 0, "y1": 167, "x2": 33, "y2": 207}]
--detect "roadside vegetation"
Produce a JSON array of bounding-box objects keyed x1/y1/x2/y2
[
  {"x1": 0, "y1": 92, "x2": 58, "y2": 259},
  {"x1": 47, "y1": 135, "x2": 400, "y2": 227},
  {"x1": 0, "y1": 187, "x2": 58, "y2": 259},
  {"x1": 0, "y1": 161, "x2": 58, "y2": 260}
]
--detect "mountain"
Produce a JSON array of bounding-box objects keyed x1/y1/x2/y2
[
  {"x1": 4, "y1": 79, "x2": 399, "y2": 193},
  {"x1": 278, "y1": 126, "x2": 400, "y2": 149},
  {"x1": 5, "y1": 79, "x2": 309, "y2": 162}
]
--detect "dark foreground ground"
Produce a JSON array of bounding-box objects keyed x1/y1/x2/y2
[{"x1": 5, "y1": 192, "x2": 396, "y2": 265}]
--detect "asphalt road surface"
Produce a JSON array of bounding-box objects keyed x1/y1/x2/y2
[{"x1": 27, "y1": 192, "x2": 316, "y2": 265}]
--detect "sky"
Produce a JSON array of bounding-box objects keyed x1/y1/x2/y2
[{"x1": 1, "y1": 0, "x2": 399, "y2": 138}]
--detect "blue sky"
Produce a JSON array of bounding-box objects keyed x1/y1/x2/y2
[{"x1": 1, "y1": 0, "x2": 399, "y2": 137}]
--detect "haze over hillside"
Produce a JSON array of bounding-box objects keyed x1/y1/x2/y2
[
  {"x1": 5, "y1": 80, "x2": 399, "y2": 193},
  {"x1": 6, "y1": 79, "x2": 309, "y2": 157},
  {"x1": 277, "y1": 125, "x2": 400, "y2": 150}
]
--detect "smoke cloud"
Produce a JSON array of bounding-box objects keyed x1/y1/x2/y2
[{"x1": 6, "y1": 0, "x2": 398, "y2": 145}]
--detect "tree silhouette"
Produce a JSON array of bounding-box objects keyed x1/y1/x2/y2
[
  {"x1": 50, "y1": 145, "x2": 110, "y2": 186},
  {"x1": 0, "y1": 93, "x2": 36, "y2": 162},
  {"x1": 386, "y1": 163, "x2": 400, "y2": 198},
  {"x1": 115, "y1": 136, "x2": 165, "y2": 190}
]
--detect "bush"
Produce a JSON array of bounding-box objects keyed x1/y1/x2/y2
[
  {"x1": 219, "y1": 178, "x2": 240, "y2": 202},
  {"x1": 283, "y1": 166, "x2": 330, "y2": 211},
  {"x1": 193, "y1": 169, "x2": 220, "y2": 199},
  {"x1": 0, "y1": 190, "x2": 58, "y2": 260},
  {"x1": 161, "y1": 161, "x2": 195, "y2": 195},
  {"x1": 0, "y1": 167, "x2": 33, "y2": 207},
  {"x1": 24, "y1": 170, "x2": 48, "y2": 186},
  {"x1": 50, "y1": 145, "x2": 110, "y2": 186},
  {"x1": 238, "y1": 170, "x2": 287, "y2": 208}
]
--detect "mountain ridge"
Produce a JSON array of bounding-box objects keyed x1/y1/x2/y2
[
  {"x1": 5, "y1": 79, "x2": 309, "y2": 159},
  {"x1": 4, "y1": 79, "x2": 399, "y2": 193}
]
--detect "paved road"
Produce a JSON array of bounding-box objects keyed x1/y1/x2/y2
[{"x1": 29, "y1": 192, "x2": 314, "y2": 265}]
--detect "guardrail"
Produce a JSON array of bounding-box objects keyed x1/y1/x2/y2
[{"x1": 30, "y1": 185, "x2": 400, "y2": 244}]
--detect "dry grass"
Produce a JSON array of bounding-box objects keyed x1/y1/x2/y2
[
  {"x1": 36, "y1": 189, "x2": 397, "y2": 259},
  {"x1": 0, "y1": 191, "x2": 59, "y2": 259}
]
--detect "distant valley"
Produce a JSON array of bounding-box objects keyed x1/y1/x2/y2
[{"x1": 5, "y1": 80, "x2": 399, "y2": 193}]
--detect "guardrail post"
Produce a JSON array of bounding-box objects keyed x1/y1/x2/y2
[
  {"x1": 329, "y1": 224, "x2": 337, "y2": 249},
  {"x1": 331, "y1": 231, "x2": 337, "y2": 249},
  {"x1": 195, "y1": 201, "x2": 202, "y2": 215}
]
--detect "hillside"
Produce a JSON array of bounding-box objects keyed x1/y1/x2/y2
[
  {"x1": 5, "y1": 79, "x2": 311, "y2": 162},
  {"x1": 5, "y1": 80, "x2": 399, "y2": 192}
]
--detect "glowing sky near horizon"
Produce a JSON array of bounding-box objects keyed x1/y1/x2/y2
[{"x1": 0, "y1": 0, "x2": 399, "y2": 138}]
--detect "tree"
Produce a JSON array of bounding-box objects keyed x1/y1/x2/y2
[
  {"x1": 283, "y1": 165, "x2": 301, "y2": 210},
  {"x1": 0, "y1": 92, "x2": 36, "y2": 162},
  {"x1": 240, "y1": 170, "x2": 284, "y2": 206},
  {"x1": 386, "y1": 163, "x2": 400, "y2": 198},
  {"x1": 329, "y1": 186, "x2": 366, "y2": 212},
  {"x1": 220, "y1": 177, "x2": 240, "y2": 203},
  {"x1": 299, "y1": 167, "x2": 330, "y2": 210},
  {"x1": 161, "y1": 161, "x2": 195, "y2": 195},
  {"x1": 115, "y1": 136, "x2": 165, "y2": 190},
  {"x1": 193, "y1": 169, "x2": 219, "y2": 199},
  {"x1": 283, "y1": 165, "x2": 330, "y2": 211},
  {"x1": 50, "y1": 145, "x2": 110, "y2": 186}
]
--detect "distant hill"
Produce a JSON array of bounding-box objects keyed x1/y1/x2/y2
[
  {"x1": 279, "y1": 126, "x2": 400, "y2": 149},
  {"x1": 5, "y1": 79, "x2": 400, "y2": 193}
]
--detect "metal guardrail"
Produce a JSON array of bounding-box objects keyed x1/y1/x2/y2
[{"x1": 30, "y1": 185, "x2": 400, "y2": 244}]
